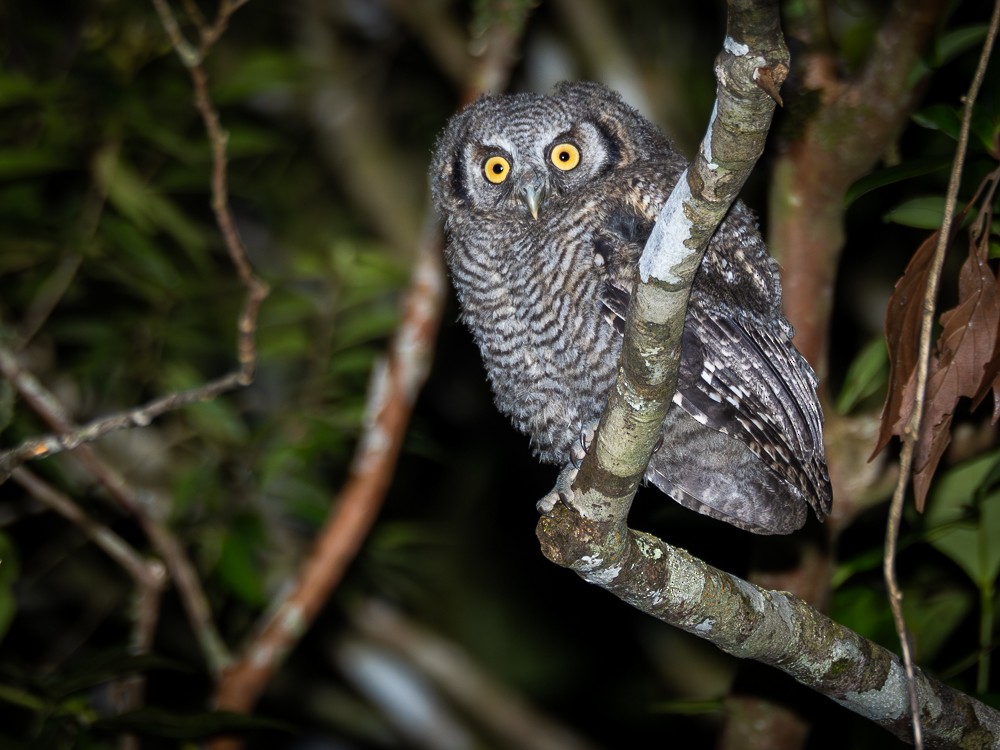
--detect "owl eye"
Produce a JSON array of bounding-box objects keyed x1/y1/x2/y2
[
  {"x1": 483, "y1": 156, "x2": 511, "y2": 184},
  {"x1": 550, "y1": 143, "x2": 580, "y2": 171}
]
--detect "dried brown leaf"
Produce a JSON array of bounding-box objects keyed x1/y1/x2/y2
[
  {"x1": 912, "y1": 229, "x2": 1000, "y2": 509},
  {"x1": 873, "y1": 231, "x2": 940, "y2": 457}
]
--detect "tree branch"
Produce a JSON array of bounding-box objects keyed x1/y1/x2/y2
[
  {"x1": 0, "y1": 343, "x2": 232, "y2": 674},
  {"x1": 536, "y1": 0, "x2": 1000, "y2": 744}
]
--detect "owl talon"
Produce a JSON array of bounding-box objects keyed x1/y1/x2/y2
[
  {"x1": 536, "y1": 465, "x2": 580, "y2": 516},
  {"x1": 569, "y1": 423, "x2": 598, "y2": 468}
]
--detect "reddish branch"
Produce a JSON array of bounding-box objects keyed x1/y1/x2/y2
[
  {"x1": 212, "y1": 226, "x2": 446, "y2": 717},
  {"x1": 772, "y1": 0, "x2": 948, "y2": 378},
  {"x1": 208, "y1": 6, "x2": 534, "y2": 733}
]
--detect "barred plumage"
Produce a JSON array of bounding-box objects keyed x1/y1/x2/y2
[{"x1": 430, "y1": 81, "x2": 831, "y2": 534}]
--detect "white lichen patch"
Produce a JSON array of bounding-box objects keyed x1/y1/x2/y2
[
  {"x1": 665, "y1": 551, "x2": 706, "y2": 603},
  {"x1": 694, "y1": 618, "x2": 715, "y2": 633},
  {"x1": 281, "y1": 602, "x2": 306, "y2": 636},
  {"x1": 582, "y1": 562, "x2": 623, "y2": 585},
  {"x1": 702, "y1": 101, "x2": 719, "y2": 169},
  {"x1": 639, "y1": 174, "x2": 695, "y2": 283},
  {"x1": 837, "y1": 659, "x2": 908, "y2": 721},
  {"x1": 724, "y1": 36, "x2": 749, "y2": 56},
  {"x1": 732, "y1": 576, "x2": 767, "y2": 613},
  {"x1": 634, "y1": 535, "x2": 664, "y2": 560}
]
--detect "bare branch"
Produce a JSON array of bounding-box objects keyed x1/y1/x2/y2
[
  {"x1": 0, "y1": 370, "x2": 246, "y2": 480},
  {"x1": 11, "y1": 467, "x2": 165, "y2": 592},
  {"x1": 0, "y1": 345, "x2": 232, "y2": 673},
  {"x1": 540, "y1": 525, "x2": 1000, "y2": 746},
  {"x1": 353, "y1": 600, "x2": 599, "y2": 750}
]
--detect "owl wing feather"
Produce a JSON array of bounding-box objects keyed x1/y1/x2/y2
[{"x1": 597, "y1": 202, "x2": 832, "y2": 533}]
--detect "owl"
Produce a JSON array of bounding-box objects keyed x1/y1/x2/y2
[{"x1": 429, "y1": 81, "x2": 831, "y2": 534}]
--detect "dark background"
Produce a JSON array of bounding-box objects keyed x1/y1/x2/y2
[{"x1": 0, "y1": 1, "x2": 997, "y2": 748}]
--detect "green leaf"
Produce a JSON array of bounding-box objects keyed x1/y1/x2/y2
[
  {"x1": 0, "y1": 533, "x2": 19, "y2": 643},
  {"x1": 912, "y1": 104, "x2": 962, "y2": 140},
  {"x1": 43, "y1": 650, "x2": 189, "y2": 698},
  {"x1": 972, "y1": 106, "x2": 999, "y2": 155},
  {"x1": 831, "y1": 584, "x2": 897, "y2": 649},
  {"x1": 258, "y1": 325, "x2": 312, "y2": 360},
  {"x1": 925, "y1": 451, "x2": 1000, "y2": 588},
  {"x1": 216, "y1": 523, "x2": 267, "y2": 606},
  {"x1": 836, "y1": 337, "x2": 888, "y2": 413},
  {"x1": 211, "y1": 50, "x2": 305, "y2": 104},
  {"x1": 883, "y1": 196, "x2": 947, "y2": 229},
  {"x1": 934, "y1": 25, "x2": 990, "y2": 67},
  {"x1": 907, "y1": 586, "x2": 973, "y2": 662},
  {"x1": 92, "y1": 146, "x2": 209, "y2": 255},
  {"x1": 92, "y1": 708, "x2": 290, "y2": 739},
  {"x1": 845, "y1": 157, "x2": 952, "y2": 206},
  {"x1": 100, "y1": 215, "x2": 185, "y2": 297},
  {"x1": 0, "y1": 150, "x2": 67, "y2": 180},
  {"x1": 0, "y1": 72, "x2": 59, "y2": 105},
  {"x1": 161, "y1": 364, "x2": 249, "y2": 444},
  {"x1": 225, "y1": 124, "x2": 283, "y2": 158},
  {"x1": 333, "y1": 306, "x2": 400, "y2": 349}
]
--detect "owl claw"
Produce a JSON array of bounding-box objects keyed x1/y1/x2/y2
[
  {"x1": 569, "y1": 422, "x2": 598, "y2": 468},
  {"x1": 536, "y1": 464, "x2": 580, "y2": 516}
]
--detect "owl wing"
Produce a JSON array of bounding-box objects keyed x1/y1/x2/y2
[{"x1": 597, "y1": 205, "x2": 831, "y2": 534}]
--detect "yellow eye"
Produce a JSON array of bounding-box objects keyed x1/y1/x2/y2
[
  {"x1": 484, "y1": 156, "x2": 510, "y2": 184},
  {"x1": 550, "y1": 143, "x2": 580, "y2": 171}
]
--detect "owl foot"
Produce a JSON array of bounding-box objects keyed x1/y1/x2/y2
[
  {"x1": 569, "y1": 423, "x2": 598, "y2": 468},
  {"x1": 536, "y1": 464, "x2": 580, "y2": 516}
]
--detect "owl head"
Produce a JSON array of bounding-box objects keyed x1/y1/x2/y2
[{"x1": 430, "y1": 81, "x2": 673, "y2": 228}]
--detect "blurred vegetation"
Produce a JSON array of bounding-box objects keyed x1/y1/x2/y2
[{"x1": 0, "y1": 0, "x2": 997, "y2": 748}]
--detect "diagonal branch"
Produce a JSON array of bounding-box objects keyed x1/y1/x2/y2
[
  {"x1": 0, "y1": 344, "x2": 231, "y2": 673},
  {"x1": 536, "y1": 0, "x2": 1000, "y2": 744}
]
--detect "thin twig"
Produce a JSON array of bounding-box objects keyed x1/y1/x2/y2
[
  {"x1": 149, "y1": 0, "x2": 267, "y2": 380},
  {"x1": 15, "y1": 255, "x2": 82, "y2": 350},
  {"x1": 0, "y1": 345, "x2": 232, "y2": 674},
  {"x1": 0, "y1": 370, "x2": 245, "y2": 480},
  {"x1": 11, "y1": 466, "x2": 166, "y2": 750},
  {"x1": 883, "y1": 2, "x2": 1000, "y2": 747},
  {"x1": 2, "y1": 0, "x2": 266, "y2": 468},
  {"x1": 11, "y1": 467, "x2": 165, "y2": 591}
]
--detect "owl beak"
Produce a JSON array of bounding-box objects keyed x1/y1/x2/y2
[{"x1": 518, "y1": 177, "x2": 548, "y2": 220}]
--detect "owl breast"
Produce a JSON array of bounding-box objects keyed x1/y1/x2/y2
[{"x1": 445, "y1": 190, "x2": 644, "y2": 464}]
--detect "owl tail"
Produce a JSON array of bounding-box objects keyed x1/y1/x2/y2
[{"x1": 645, "y1": 409, "x2": 810, "y2": 535}]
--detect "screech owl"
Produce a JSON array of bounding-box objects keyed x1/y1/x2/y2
[{"x1": 429, "y1": 81, "x2": 831, "y2": 534}]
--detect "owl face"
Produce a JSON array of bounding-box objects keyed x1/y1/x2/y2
[
  {"x1": 449, "y1": 115, "x2": 617, "y2": 221},
  {"x1": 430, "y1": 82, "x2": 668, "y2": 228}
]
